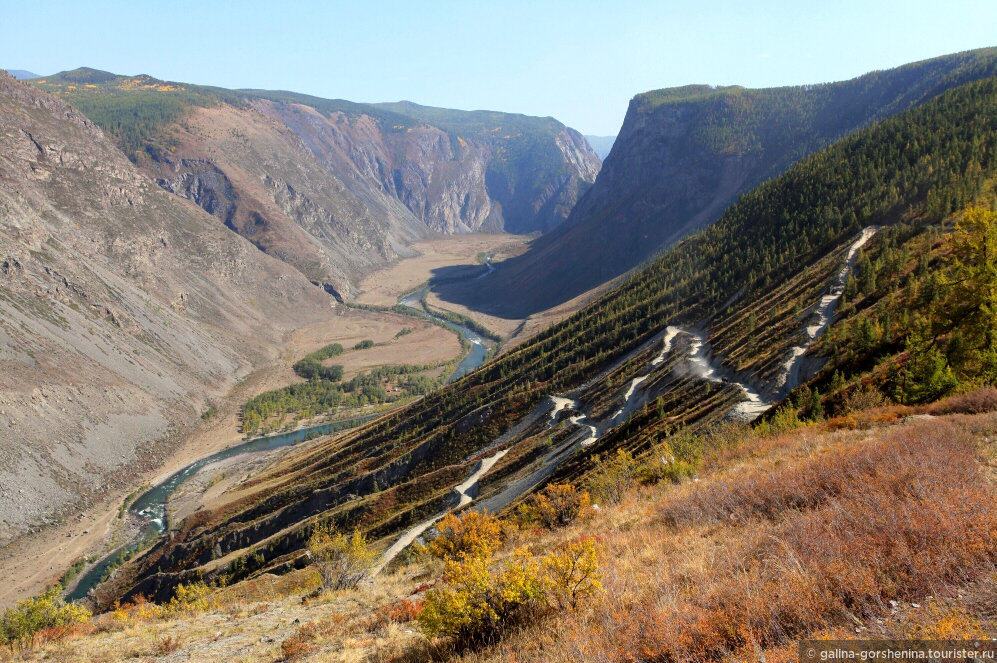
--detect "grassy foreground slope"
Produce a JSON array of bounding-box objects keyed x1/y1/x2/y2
[
  {"x1": 13, "y1": 397, "x2": 997, "y2": 661},
  {"x1": 100, "y1": 76, "x2": 997, "y2": 606}
]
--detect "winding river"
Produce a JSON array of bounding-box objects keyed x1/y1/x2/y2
[
  {"x1": 68, "y1": 282, "x2": 496, "y2": 601},
  {"x1": 66, "y1": 416, "x2": 376, "y2": 601},
  {"x1": 398, "y1": 287, "x2": 492, "y2": 382}
]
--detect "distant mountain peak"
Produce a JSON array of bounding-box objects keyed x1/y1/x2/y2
[
  {"x1": 7, "y1": 69, "x2": 40, "y2": 80},
  {"x1": 49, "y1": 67, "x2": 119, "y2": 84}
]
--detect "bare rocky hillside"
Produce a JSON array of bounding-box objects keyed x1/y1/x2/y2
[
  {"x1": 0, "y1": 71, "x2": 336, "y2": 546},
  {"x1": 33, "y1": 71, "x2": 601, "y2": 297}
]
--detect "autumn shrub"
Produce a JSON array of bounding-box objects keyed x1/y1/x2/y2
[
  {"x1": 541, "y1": 536, "x2": 603, "y2": 610},
  {"x1": 165, "y1": 582, "x2": 215, "y2": 616},
  {"x1": 307, "y1": 525, "x2": 377, "y2": 591},
  {"x1": 902, "y1": 603, "x2": 988, "y2": 639},
  {"x1": 0, "y1": 588, "x2": 91, "y2": 652},
  {"x1": 843, "y1": 385, "x2": 886, "y2": 413},
  {"x1": 376, "y1": 598, "x2": 424, "y2": 624},
  {"x1": 638, "y1": 435, "x2": 699, "y2": 485},
  {"x1": 419, "y1": 537, "x2": 601, "y2": 645},
  {"x1": 566, "y1": 419, "x2": 997, "y2": 662},
  {"x1": 368, "y1": 598, "x2": 425, "y2": 633},
  {"x1": 588, "y1": 449, "x2": 640, "y2": 504},
  {"x1": 419, "y1": 511, "x2": 503, "y2": 562},
  {"x1": 103, "y1": 594, "x2": 164, "y2": 628},
  {"x1": 155, "y1": 634, "x2": 181, "y2": 655},
  {"x1": 927, "y1": 386, "x2": 997, "y2": 414},
  {"x1": 754, "y1": 404, "x2": 805, "y2": 436},
  {"x1": 281, "y1": 623, "x2": 318, "y2": 660},
  {"x1": 517, "y1": 484, "x2": 591, "y2": 529},
  {"x1": 700, "y1": 419, "x2": 754, "y2": 452}
]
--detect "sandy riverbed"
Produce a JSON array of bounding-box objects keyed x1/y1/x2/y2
[
  {"x1": 355, "y1": 233, "x2": 608, "y2": 346},
  {"x1": 355, "y1": 234, "x2": 530, "y2": 306}
]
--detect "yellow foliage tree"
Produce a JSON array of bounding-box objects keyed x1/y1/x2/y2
[
  {"x1": 517, "y1": 483, "x2": 590, "y2": 529},
  {"x1": 0, "y1": 588, "x2": 91, "y2": 652},
  {"x1": 307, "y1": 525, "x2": 377, "y2": 591},
  {"x1": 418, "y1": 537, "x2": 601, "y2": 642},
  {"x1": 541, "y1": 536, "x2": 602, "y2": 609},
  {"x1": 165, "y1": 582, "x2": 215, "y2": 616},
  {"x1": 419, "y1": 511, "x2": 503, "y2": 562}
]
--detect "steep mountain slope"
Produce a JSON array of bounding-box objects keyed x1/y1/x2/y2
[
  {"x1": 98, "y1": 75, "x2": 997, "y2": 605},
  {"x1": 30, "y1": 71, "x2": 600, "y2": 295},
  {"x1": 452, "y1": 47, "x2": 997, "y2": 317},
  {"x1": 0, "y1": 71, "x2": 336, "y2": 546}
]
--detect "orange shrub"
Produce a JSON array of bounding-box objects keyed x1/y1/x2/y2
[
  {"x1": 420, "y1": 511, "x2": 503, "y2": 562},
  {"x1": 155, "y1": 634, "x2": 180, "y2": 655},
  {"x1": 376, "y1": 598, "x2": 424, "y2": 624},
  {"x1": 518, "y1": 484, "x2": 591, "y2": 529},
  {"x1": 563, "y1": 418, "x2": 997, "y2": 662},
  {"x1": 280, "y1": 623, "x2": 318, "y2": 660},
  {"x1": 927, "y1": 386, "x2": 997, "y2": 414}
]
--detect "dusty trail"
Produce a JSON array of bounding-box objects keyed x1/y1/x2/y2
[
  {"x1": 610, "y1": 326, "x2": 680, "y2": 425},
  {"x1": 369, "y1": 448, "x2": 508, "y2": 576},
  {"x1": 353, "y1": 230, "x2": 881, "y2": 564},
  {"x1": 550, "y1": 325, "x2": 770, "y2": 458},
  {"x1": 776, "y1": 227, "x2": 878, "y2": 394},
  {"x1": 684, "y1": 329, "x2": 771, "y2": 420},
  {"x1": 474, "y1": 256, "x2": 496, "y2": 280},
  {"x1": 475, "y1": 326, "x2": 774, "y2": 513}
]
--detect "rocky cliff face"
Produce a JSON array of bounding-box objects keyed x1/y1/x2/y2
[
  {"x1": 34, "y1": 73, "x2": 601, "y2": 295},
  {"x1": 0, "y1": 72, "x2": 335, "y2": 545},
  {"x1": 446, "y1": 47, "x2": 997, "y2": 318},
  {"x1": 144, "y1": 98, "x2": 599, "y2": 295}
]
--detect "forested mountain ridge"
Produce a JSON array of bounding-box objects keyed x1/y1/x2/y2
[
  {"x1": 29, "y1": 69, "x2": 600, "y2": 295},
  {"x1": 100, "y1": 74, "x2": 997, "y2": 606},
  {"x1": 0, "y1": 72, "x2": 336, "y2": 546},
  {"x1": 450, "y1": 47, "x2": 997, "y2": 317}
]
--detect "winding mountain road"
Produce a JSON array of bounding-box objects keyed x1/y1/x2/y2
[
  {"x1": 776, "y1": 227, "x2": 878, "y2": 394},
  {"x1": 369, "y1": 448, "x2": 507, "y2": 576}
]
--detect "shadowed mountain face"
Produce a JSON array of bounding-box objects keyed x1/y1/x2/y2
[
  {"x1": 444, "y1": 47, "x2": 997, "y2": 318},
  {"x1": 0, "y1": 71, "x2": 335, "y2": 546},
  {"x1": 30, "y1": 71, "x2": 601, "y2": 296}
]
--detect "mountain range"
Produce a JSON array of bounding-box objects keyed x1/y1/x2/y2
[
  {"x1": 7, "y1": 70, "x2": 40, "y2": 80},
  {"x1": 582, "y1": 134, "x2": 615, "y2": 159},
  {"x1": 443, "y1": 47, "x2": 997, "y2": 317},
  {"x1": 3, "y1": 45, "x2": 997, "y2": 658},
  {"x1": 28, "y1": 69, "x2": 601, "y2": 297},
  {"x1": 0, "y1": 71, "x2": 336, "y2": 546},
  {"x1": 93, "y1": 59, "x2": 997, "y2": 607}
]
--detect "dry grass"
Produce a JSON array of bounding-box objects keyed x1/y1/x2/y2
[
  {"x1": 10, "y1": 566, "x2": 430, "y2": 662},
  {"x1": 11, "y1": 409, "x2": 997, "y2": 662},
  {"x1": 927, "y1": 386, "x2": 997, "y2": 415},
  {"x1": 429, "y1": 413, "x2": 997, "y2": 662}
]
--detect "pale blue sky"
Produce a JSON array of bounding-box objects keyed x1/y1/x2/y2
[{"x1": 3, "y1": 0, "x2": 996, "y2": 134}]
